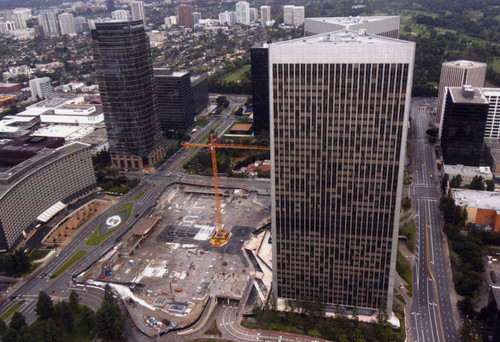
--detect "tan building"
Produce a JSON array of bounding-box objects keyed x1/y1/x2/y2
[
  {"x1": 452, "y1": 189, "x2": 500, "y2": 231},
  {"x1": 270, "y1": 30, "x2": 415, "y2": 315},
  {"x1": 443, "y1": 165, "x2": 493, "y2": 185},
  {"x1": 0, "y1": 142, "x2": 96, "y2": 250}
]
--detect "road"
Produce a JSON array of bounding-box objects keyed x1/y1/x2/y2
[{"x1": 409, "y1": 101, "x2": 459, "y2": 342}]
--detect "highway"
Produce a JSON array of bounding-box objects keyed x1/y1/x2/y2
[{"x1": 409, "y1": 101, "x2": 459, "y2": 342}]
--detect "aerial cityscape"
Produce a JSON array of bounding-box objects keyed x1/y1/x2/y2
[{"x1": 0, "y1": 0, "x2": 499, "y2": 341}]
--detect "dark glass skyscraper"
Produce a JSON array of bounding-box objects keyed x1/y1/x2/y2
[
  {"x1": 441, "y1": 86, "x2": 489, "y2": 166},
  {"x1": 91, "y1": 21, "x2": 165, "y2": 170},
  {"x1": 251, "y1": 42, "x2": 270, "y2": 135}
]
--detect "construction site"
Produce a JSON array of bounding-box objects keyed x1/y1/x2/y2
[{"x1": 75, "y1": 182, "x2": 273, "y2": 336}]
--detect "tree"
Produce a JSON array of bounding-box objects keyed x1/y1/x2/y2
[
  {"x1": 35, "y1": 291, "x2": 54, "y2": 319},
  {"x1": 450, "y1": 175, "x2": 463, "y2": 188},
  {"x1": 81, "y1": 306, "x2": 96, "y2": 331},
  {"x1": 459, "y1": 319, "x2": 483, "y2": 342},
  {"x1": 402, "y1": 197, "x2": 412, "y2": 211},
  {"x1": 9, "y1": 311, "x2": 26, "y2": 331},
  {"x1": 0, "y1": 318, "x2": 6, "y2": 335},
  {"x1": 486, "y1": 179, "x2": 495, "y2": 191},
  {"x1": 469, "y1": 176, "x2": 485, "y2": 191},
  {"x1": 69, "y1": 290, "x2": 79, "y2": 311},
  {"x1": 44, "y1": 318, "x2": 61, "y2": 342},
  {"x1": 441, "y1": 174, "x2": 449, "y2": 193},
  {"x1": 96, "y1": 285, "x2": 125, "y2": 341},
  {"x1": 61, "y1": 301, "x2": 74, "y2": 332}
]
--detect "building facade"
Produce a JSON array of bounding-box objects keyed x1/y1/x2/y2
[
  {"x1": 304, "y1": 16, "x2": 400, "y2": 38},
  {"x1": 58, "y1": 13, "x2": 76, "y2": 36},
  {"x1": 177, "y1": 4, "x2": 193, "y2": 26},
  {"x1": 441, "y1": 86, "x2": 489, "y2": 166},
  {"x1": 260, "y1": 6, "x2": 271, "y2": 26},
  {"x1": 29, "y1": 77, "x2": 53, "y2": 100},
  {"x1": 112, "y1": 10, "x2": 131, "y2": 22},
  {"x1": 292, "y1": 6, "x2": 305, "y2": 26},
  {"x1": 235, "y1": 1, "x2": 250, "y2": 25},
  {"x1": 437, "y1": 60, "x2": 487, "y2": 136},
  {"x1": 250, "y1": 41, "x2": 270, "y2": 135},
  {"x1": 91, "y1": 20, "x2": 165, "y2": 170},
  {"x1": 12, "y1": 8, "x2": 31, "y2": 30},
  {"x1": 130, "y1": 1, "x2": 146, "y2": 26},
  {"x1": 38, "y1": 9, "x2": 59, "y2": 37},
  {"x1": 270, "y1": 30, "x2": 415, "y2": 315},
  {"x1": 191, "y1": 74, "x2": 209, "y2": 115},
  {"x1": 483, "y1": 88, "x2": 500, "y2": 139},
  {"x1": 452, "y1": 189, "x2": 500, "y2": 231},
  {"x1": 0, "y1": 142, "x2": 96, "y2": 250},
  {"x1": 154, "y1": 68, "x2": 194, "y2": 132}
]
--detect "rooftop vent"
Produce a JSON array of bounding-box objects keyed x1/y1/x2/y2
[{"x1": 462, "y1": 85, "x2": 474, "y2": 99}]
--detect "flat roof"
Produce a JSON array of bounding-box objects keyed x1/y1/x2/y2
[
  {"x1": 443, "y1": 60, "x2": 487, "y2": 69},
  {"x1": 483, "y1": 88, "x2": 500, "y2": 96},
  {"x1": 306, "y1": 15, "x2": 399, "y2": 25},
  {"x1": 231, "y1": 123, "x2": 253, "y2": 131},
  {"x1": 273, "y1": 29, "x2": 410, "y2": 47},
  {"x1": 449, "y1": 86, "x2": 488, "y2": 104},
  {"x1": 443, "y1": 164, "x2": 492, "y2": 177},
  {"x1": 452, "y1": 189, "x2": 500, "y2": 210},
  {"x1": 131, "y1": 216, "x2": 160, "y2": 236}
]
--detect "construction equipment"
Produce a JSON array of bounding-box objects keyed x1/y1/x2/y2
[{"x1": 182, "y1": 134, "x2": 270, "y2": 247}]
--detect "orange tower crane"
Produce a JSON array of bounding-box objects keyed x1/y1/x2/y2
[{"x1": 182, "y1": 134, "x2": 270, "y2": 247}]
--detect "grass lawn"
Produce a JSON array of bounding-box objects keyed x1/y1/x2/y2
[
  {"x1": 221, "y1": 64, "x2": 250, "y2": 82},
  {"x1": 400, "y1": 220, "x2": 416, "y2": 253},
  {"x1": 195, "y1": 118, "x2": 209, "y2": 127},
  {"x1": 241, "y1": 318, "x2": 305, "y2": 335},
  {"x1": 0, "y1": 300, "x2": 25, "y2": 320},
  {"x1": 85, "y1": 202, "x2": 134, "y2": 246},
  {"x1": 23, "y1": 262, "x2": 43, "y2": 278},
  {"x1": 50, "y1": 250, "x2": 88, "y2": 279},
  {"x1": 396, "y1": 250, "x2": 413, "y2": 297},
  {"x1": 29, "y1": 249, "x2": 51, "y2": 261}
]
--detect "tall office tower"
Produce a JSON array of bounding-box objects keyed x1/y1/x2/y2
[
  {"x1": 12, "y1": 8, "x2": 31, "y2": 30},
  {"x1": 58, "y1": 13, "x2": 76, "y2": 36},
  {"x1": 260, "y1": 6, "x2": 271, "y2": 26},
  {"x1": 441, "y1": 86, "x2": 489, "y2": 166},
  {"x1": 483, "y1": 88, "x2": 500, "y2": 139},
  {"x1": 130, "y1": 1, "x2": 146, "y2": 26},
  {"x1": 219, "y1": 11, "x2": 234, "y2": 26},
  {"x1": 0, "y1": 21, "x2": 16, "y2": 34},
  {"x1": 29, "y1": 77, "x2": 53, "y2": 100},
  {"x1": 106, "y1": 0, "x2": 115, "y2": 12},
  {"x1": 154, "y1": 68, "x2": 194, "y2": 132},
  {"x1": 112, "y1": 10, "x2": 131, "y2": 22},
  {"x1": 249, "y1": 8, "x2": 258, "y2": 23},
  {"x1": 39, "y1": 10, "x2": 59, "y2": 37},
  {"x1": 270, "y1": 30, "x2": 415, "y2": 315},
  {"x1": 177, "y1": 4, "x2": 193, "y2": 26},
  {"x1": 250, "y1": 41, "x2": 270, "y2": 135},
  {"x1": 305, "y1": 16, "x2": 400, "y2": 38},
  {"x1": 165, "y1": 16, "x2": 177, "y2": 28},
  {"x1": 292, "y1": 6, "x2": 305, "y2": 25},
  {"x1": 74, "y1": 16, "x2": 87, "y2": 33},
  {"x1": 437, "y1": 60, "x2": 487, "y2": 137},
  {"x1": 91, "y1": 21, "x2": 165, "y2": 170},
  {"x1": 235, "y1": 1, "x2": 250, "y2": 25},
  {"x1": 283, "y1": 5, "x2": 294, "y2": 25},
  {"x1": 192, "y1": 12, "x2": 201, "y2": 25},
  {"x1": 190, "y1": 74, "x2": 209, "y2": 115}
]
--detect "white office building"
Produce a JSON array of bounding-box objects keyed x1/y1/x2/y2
[
  {"x1": 235, "y1": 1, "x2": 250, "y2": 25},
  {"x1": 249, "y1": 8, "x2": 258, "y2": 23},
  {"x1": 192, "y1": 12, "x2": 201, "y2": 25},
  {"x1": 112, "y1": 10, "x2": 131, "y2": 22},
  {"x1": 292, "y1": 6, "x2": 305, "y2": 26},
  {"x1": 12, "y1": 8, "x2": 31, "y2": 30},
  {"x1": 164, "y1": 15, "x2": 177, "y2": 28},
  {"x1": 483, "y1": 88, "x2": 500, "y2": 139},
  {"x1": 58, "y1": 13, "x2": 76, "y2": 36},
  {"x1": 219, "y1": 11, "x2": 235, "y2": 26},
  {"x1": 283, "y1": 5, "x2": 294, "y2": 25},
  {"x1": 38, "y1": 9, "x2": 59, "y2": 37},
  {"x1": 29, "y1": 77, "x2": 53, "y2": 100}
]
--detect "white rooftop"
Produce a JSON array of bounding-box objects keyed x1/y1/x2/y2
[
  {"x1": 307, "y1": 15, "x2": 398, "y2": 25},
  {"x1": 274, "y1": 29, "x2": 408, "y2": 46},
  {"x1": 31, "y1": 125, "x2": 95, "y2": 140},
  {"x1": 452, "y1": 189, "x2": 500, "y2": 210},
  {"x1": 443, "y1": 60, "x2": 487, "y2": 68},
  {"x1": 444, "y1": 164, "x2": 492, "y2": 177}
]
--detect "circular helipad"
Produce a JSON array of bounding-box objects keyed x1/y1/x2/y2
[{"x1": 99, "y1": 209, "x2": 128, "y2": 235}]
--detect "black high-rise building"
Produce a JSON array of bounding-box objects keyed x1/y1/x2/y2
[
  {"x1": 106, "y1": 0, "x2": 115, "y2": 12},
  {"x1": 91, "y1": 21, "x2": 165, "y2": 170},
  {"x1": 154, "y1": 68, "x2": 194, "y2": 132},
  {"x1": 251, "y1": 42, "x2": 270, "y2": 135},
  {"x1": 441, "y1": 85, "x2": 489, "y2": 166}
]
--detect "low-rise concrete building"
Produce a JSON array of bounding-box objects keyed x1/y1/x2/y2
[
  {"x1": 452, "y1": 189, "x2": 500, "y2": 231},
  {"x1": 483, "y1": 139, "x2": 500, "y2": 176},
  {"x1": 0, "y1": 142, "x2": 96, "y2": 250},
  {"x1": 444, "y1": 164, "x2": 493, "y2": 185}
]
